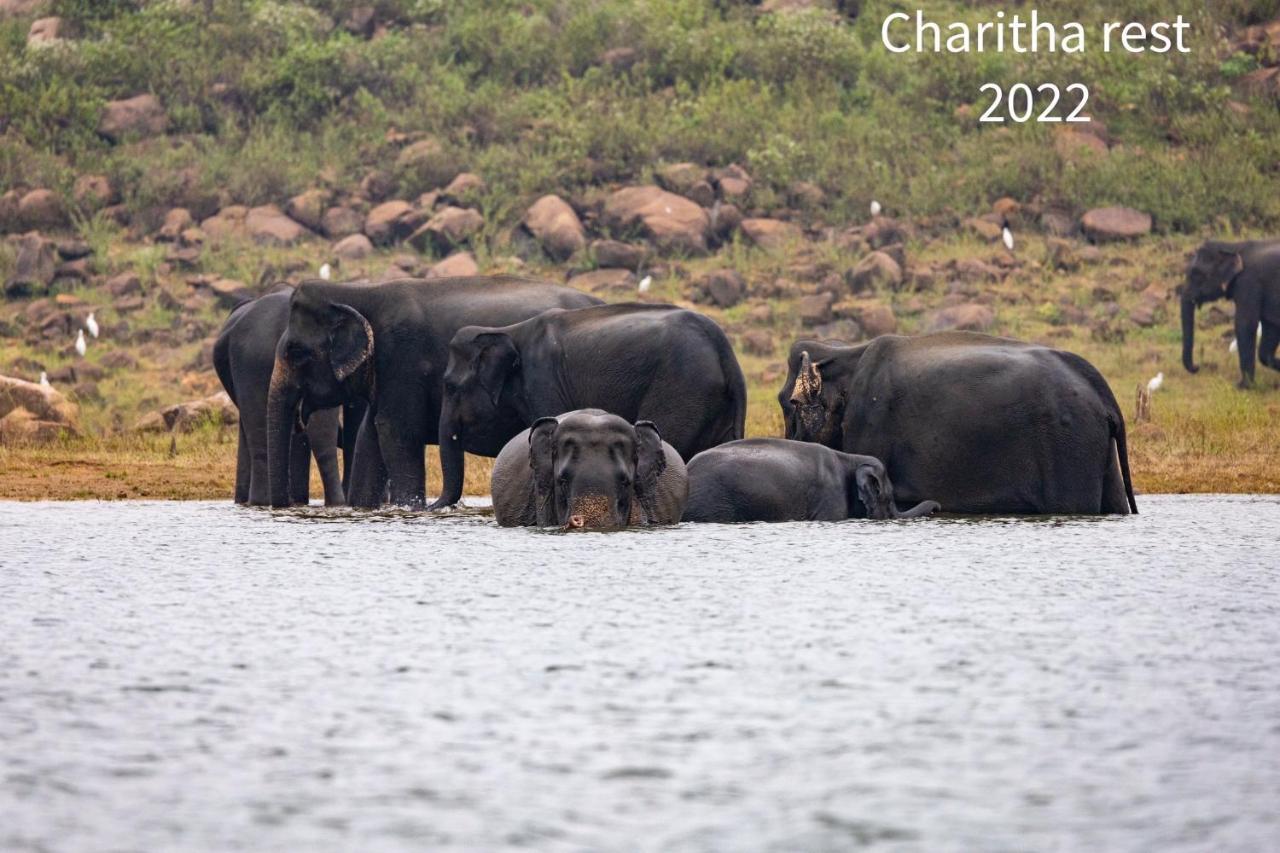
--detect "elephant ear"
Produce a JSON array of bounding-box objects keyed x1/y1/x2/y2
[
  {"x1": 632, "y1": 421, "x2": 667, "y2": 524},
  {"x1": 1216, "y1": 250, "x2": 1245, "y2": 297},
  {"x1": 528, "y1": 417, "x2": 559, "y2": 526},
  {"x1": 471, "y1": 332, "x2": 520, "y2": 407},
  {"x1": 854, "y1": 461, "x2": 895, "y2": 520},
  {"x1": 329, "y1": 304, "x2": 374, "y2": 382}
]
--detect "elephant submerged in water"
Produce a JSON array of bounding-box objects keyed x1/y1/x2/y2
[
  {"x1": 436, "y1": 302, "x2": 746, "y2": 508},
  {"x1": 1180, "y1": 240, "x2": 1280, "y2": 388},
  {"x1": 490, "y1": 409, "x2": 688, "y2": 529},
  {"x1": 684, "y1": 439, "x2": 939, "y2": 523},
  {"x1": 265, "y1": 276, "x2": 601, "y2": 509},
  {"x1": 780, "y1": 332, "x2": 1137, "y2": 515}
]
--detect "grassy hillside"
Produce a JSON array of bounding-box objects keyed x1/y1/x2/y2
[{"x1": 1, "y1": 0, "x2": 1278, "y2": 500}]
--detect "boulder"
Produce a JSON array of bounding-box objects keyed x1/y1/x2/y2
[
  {"x1": 602, "y1": 186, "x2": 710, "y2": 254},
  {"x1": 798, "y1": 292, "x2": 835, "y2": 326},
  {"x1": 18, "y1": 189, "x2": 65, "y2": 230},
  {"x1": 0, "y1": 374, "x2": 79, "y2": 443},
  {"x1": 590, "y1": 239, "x2": 647, "y2": 271},
  {"x1": 207, "y1": 278, "x2": 251, "y2": 308},
  {"x1": 1129, "y1": 302, "x2": 1160, "y2": 328},
  {"x1": 157, "y1": 207, "x2": 193, "y2": 242},
  {"x1": 965, "y1": 217, "x2": 1003, "y2": 241},
  {"x1": 1081, "y1": 207, "x2": 1151, "y2": 243},
  {"x1": 359, "y1": 170, "x2": 395, "y2": 202},
  {"x1": 408, "y1": 206, "x2": 484, "y2": 253},
  {"x1": 523, "y1": 194, "x2": 586, "y2": 261},
  {"x1": 426, "y1": 251, "x2": 479, "y2": 279},
  {"x1": 864, "y1": 216, "x2": 908, "y2": 249},
  {"x1": 1046, "y1": 238, "x2": 1079, "y2": 271},
  {"x1": 113, "y1": 295, "x2": 145, "y2": 313},
  {"x1": 200, "y1": 205, "x2": 249, "y2": 241},
  {"x1": 342, "y1": 4, "x2": 376, "y2": 37},
  {"x1": 739, "y1": 218, "x2": 802, "y2": 250},
  {"x1": 849, "y1": 251, "x2": 903, "y2": 293},
  {"x1": 55, "y1": 237, "x2": 90, "y2": 260},
  {"x1": 441, "y1": 172, "x2": 486, "y2": 202},
  {"x1": 740, "y1": 329, "x2": 775, "y2": 356},
  {"x1": 394, "y1": 137, "x2": 457, "y2": 190},
  {"x1": 363, "y1": 200, "x2": 415, "y2": 246},
  {"x1": 284, "y1": 189, "x2": 329, "y2": 232},
  {"x1": 697, "y1": 269, "x2": 746, "y2": 308},
  {"x1": 655, "y1": 162, "x2": 707, "y2": 196},
  {"x1": 136, "y1": 391, "x2": 237, "y2": 434},
  {"x1": 321, "y1": 205, "x2": 363, "y2": 239},
  {"x1": 925, "y1": 303, "x2": 995, "y2": 333},
  {"x1": 709, "y1": 202, "x2": 742, "y2": 243},
  {"x1": 1055, "y1": 128, "x2": 1108, "y2": 160},
  {"x1": 567, "y1": 268, "x2": 636, "y2": 295},
  {"x1": 714, "y1": 164, "x2": 752, "y2": 200},
  {"x1": 98, "y1": 94, "x2": 168, "y2": 143},
  {"x1": 246, "y1": 204, "x2": 310, "y2": 246},
  {"x1": 4, "y1": 233, "x2": 56, "y2": 297},
  {"x1": 847, "y1": 301, "x2": 897, "y2": 337},
  {"x1": 27, "y1": 15, "x2": 68, "y2": 46},
  {"x1": 105, "y1": 272, "x2": 142, "y2": 297},
  {"x1": 1040, "y1": 209, "x2": 1076, "y2": 237},
  {"x1": 0, "y1": 190, "x2": 21, "y2": 232},
  {"x1": 332, "y1": 233, "x2": 373, "y2": 261},
  {"x1": 789, "y1": 181, "x2": 826, "y2": 208},
  {"x1": 0, "y1": 0, "x2": 50, "y2": 18}
]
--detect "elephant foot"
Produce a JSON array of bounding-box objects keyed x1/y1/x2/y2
[
  {"x1": 1237, "y1": 378, "x2": 1255, "y2": 390},
  {"x1": 426, "y1": 497, "x2": 457, "y2": 511}
]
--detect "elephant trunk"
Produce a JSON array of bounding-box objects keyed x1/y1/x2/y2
[
  {"x1": 1181, "y1": 296, "x2": 1200, "y2": 374},
  {"x1": 429, "y1": 404, "x2": 465, "y2": 511},
  {"x1": 895, "y1": 500, "x2": 941, "y2": 519},
  {"x1": 266, "y1": 355, "x2": 301, "y2": 508}
]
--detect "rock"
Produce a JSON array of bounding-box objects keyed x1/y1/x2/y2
[
  {"x1": 747, "y1": 303, "x2": 774, "y2": 324},
  {"x1": 157, "y1": 207, "x2": 193, "y2": 242},
  {"x1": 1239, "y1": 66, "x2": 1280, "y2": 100},
  {"x1": 1055, "y1": 127, "x2": 1109, "y2": 159},
  {"x1": 284, "y1": 189, "x2": 329, "y2": 232},
  {"x1": 105, "y1": 272, "x2": 141, "y2": 297},
  {"x1": 849, "y1": 251, "x2": 903, "y2": 293},
  {"x1": 136, "y1": 391, "x2": 237, "y2": 434},
  {"x1": 113, "y1": 295, "x2": 145, "y2": 313},
  {"x1": 798, "y1": 292, "x2": 835, "y2": 326},
  {"x1": 1046, "y1": 238, "x2": 1079, "y2": 271},
  {"x1": 789, "y1": 181, "x2": 826, "y2": 208},
  {"x1": 426, "y1": 251, "x2": 479, "y2": 278},
  {"x1": 101, "y1": 351, "x2": 138, "y2": 370},
  {"x1": 714, "y1": 164, "x2": 752, "y2": 200},
  {"x1": 441, "y1": 172, "x2": 485, "y2": 203},
  {"x1": 602, "y1": 186, "x2": 710, "y2": 255},
  {"x1": 1139, "y1": 282, "x2": 1169, "y2": 304},
  {"x1": 925, "y1": 303, "x2": 995, "y2": 333},
  {"x1": 321, "y1": 205, "x2": 363, "y2": 239},
  {"x1": 342, "y1": 4, "x2": 376, "y2": 37},
  {"x1": 951, "y1": 257, "x2": 1004, "y2": 282},
  {"x1": 851, "y1": 301, "x2": 897, "y2": 337},
  {"x1": 590, "y1": 239, "x2": 647, "y2": 271},
  {"x1": 685, "y1": 181, "x2": 716, "y2": 208},
  {"x1": 27, "y1": 15, "x2": 68, "y2": 46},
  {"x1": 523, "y1": 194, "x2": 586, "y2": 261},
  {"x1": 363, "y1": 200, "x2": 415, "y2": 246},
  {"x1": 394, "y1": 137, "x2": 457, "y2": 190},
  {"x1": 600, "y1": 46, "x2": 639, "y2": 72},
  {"x1": 655, "y1": 162, "x2": 707, "y2": 196},
  {"x1": 18, "y1": 189, "x2": 65, "y2": 230},
  {"x1": 697, "y1": 269, "x2": 746, "y2": 308},
  {"x1": 207, "y1": 278, "x2": 251, "y2": 308},
  {"x1": 4, "y1": 233, "x2": 56, "y2": 297},
  {"x1": 0, "y1": 190, "x2": 21, "y2": 232},
  {"x1": 98, "y1": 94, "x2": 168, "y2": 143},
  {"x1": 200, "y1": 205, "x2": 248, "y2": 241},
  {"x1": 332, "y1": 233, "x2": 373, "y2": 261},
  {"x1": 409, "y1": 206, "x2": 484, "y2": 253},
  {"x1": 992, "y1": 197, "x2": 1021, "y2": 219},
  {"x1": 1129, "y1": 302, "x2": 1160, "y2": 327},
  {"x1": 0, "y1": 374, "x2": 79, "y2": 443},
  {"x1": 245, "y1": 204, "x2": 310, "y2": 246},
  {"x1": 55, "y1": 237, "x2": 90, "y2": 260},
  {"x1": 709, "y1": 202, "x2": 742, "y2": 243},
  {"x1": 0, "y1": 0, "x2": 49, "y2": 18},
  {"x1": 740, "y1": 329, "x2": 774, "y2": 356},
  {"x1": 1040, "y1": 209, "x2": 1075, "y2": 237},
  {"x1": 1081, "y1": 207, "x2": 1152, "y2": 243},
  {"x1": 165, "y1": 244, "x2": 201, "y2": 268},
  {"x1": 864, "y1": 216, "x2": 908, "y2": 249},
  {"x1": 965, "y1": 217, "x2": 1003, "y2": 241},
  {"x1": 567, "y1": 268, "x2": 636, "y2": 295},
  {"x1": 359, "y1": 170, "x2": 395, "y2": 202},
  {"x1": 739, "y1": 218, "x2": 802, "y2": 251},
  {"x1": 54, "y1": 258, "x2": 89, "y2": 282}
]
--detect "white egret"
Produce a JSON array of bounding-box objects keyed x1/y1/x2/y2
[
  {"x1": 638, "y1": 275, "x2": 652, "y2": 293},
  {"x1": 86, "y1": 311, "x2": 99, "y2": 338},
  {"x1": 319, "y1": 263, "x2": 332, "y2": 281},
  {"x1": 1230, "y1": 338, "x2": 1238, "y2": 354},
  {"x1": 1002, "y1": 225, "x2": 1015, "y2": 252},
  {"x1": 39, "y1": 371, "x2": 50, "y2": 388},
  {"x1": 75, "y1": 329, "x2": 87, "y2": 357},
  {"x1": 1146, "y1": 372, "x2": 1164, "y2": 394},
  {"x1": 870, "y1": 199, "x2": 882, "y2": 217}
]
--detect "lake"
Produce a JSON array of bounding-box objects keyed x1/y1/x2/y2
[{"x1": 2, "y1": 496, "x2": 1278, "y2": 851}]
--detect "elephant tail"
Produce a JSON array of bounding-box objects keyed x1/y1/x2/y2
[
  {"x1": 1057, "y1": 351, "x2": 1138, "y2": 515},
  {"x1": 1111, "y1": 409, "x2": 1138, "y2": 515}
]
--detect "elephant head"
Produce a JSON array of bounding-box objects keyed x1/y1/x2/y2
[
  {"x1": 441, "y1": 327, "x2": 528, "y2": 447},
  {"x1": 528, "y1": 410, "x2": 667, "y2": 530},
  {"x1": 781, "y1": 349, "x2": 844, "y2": 448},
  {"x1": 1182, "y1": 244, "x2": 1243, "y2": 374},
  {"x1": 846, "y1": 454, "x2": 940, "y2": 520},
  {"x1": 267, "y1": 282, "x2": 373, "y2": 507}
]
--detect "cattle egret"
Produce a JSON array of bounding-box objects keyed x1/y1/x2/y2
[
  {"x1": 1230, "y1": 338, "x2": 1238, "y2": 354},
  {"x1": 86, "y1": 311, "x2": 99, "y2": 338},
  {"x1": 1146, "y1": 372, "x2": 1164, "y2": 393},
  {"x1": 638, "y1": 275, "x2": 652, "y2": 293},
  {"x1": 1002, "y1": 225, "x2": 1015, "y2": 252},
  {"x1": 39, "y1": 371, "x2": 50, "y2": 388},
  {"x1": 75, "y1": 329, "x2": 87, "y2": 357},
  {"x1": 870, "y1": 200, "x2": 882, "y2": 217},
  {"x1": 319, "y1": 263, "x2": 331, "y2": 281}
]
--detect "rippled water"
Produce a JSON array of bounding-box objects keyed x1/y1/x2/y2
[{"x1": 2, "y1": 496, "x2": 1279, "y2": 852}]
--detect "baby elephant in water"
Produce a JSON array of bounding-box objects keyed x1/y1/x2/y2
[
  {"x1": 684, "y1": 439, "x2": 940, "y2": 523},
  {"x1": 491, "y1": 409, "x2": 688, "y2": 529}
]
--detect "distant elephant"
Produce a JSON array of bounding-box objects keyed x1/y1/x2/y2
[
  {"x1": 684, "y1": 439, "x2": 939, "y2": 523},
  {"x1": 213, "y1": 289, "x2": 346, "y2": 506},
  {"x1": 1181, "y1": 240, "x2": 1280, "y2": 388},
  {"x1": 780, "y1": 332, "x2": 1137, "y2": 515},
  {"x1": 266, "y1": 276, "x2": 601, "y2": 508},
  {"x1": 436, "y1": 302, "x2": 746, "y2": 508},
  {"x1": 490, "y1": 409, "x2": 688, "y2": 529}
]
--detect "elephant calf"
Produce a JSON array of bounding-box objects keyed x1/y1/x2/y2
[
  {"x1": 491, "y1": 409, "x2": 688, "y2": 529},
  {"x1": 684, "y1": 439, "x2": 939, "y2": 523}
]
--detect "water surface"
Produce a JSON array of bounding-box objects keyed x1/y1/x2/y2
[{"x1": 2, "y1": 496, "x2": 1278, "y2": 851}]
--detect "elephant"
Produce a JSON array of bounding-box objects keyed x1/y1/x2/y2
[
  {"x1": 683, "y1": 439, "x2": 939, "y2": 523},
  {"x1": 490, "y1": 409, "x2": 688, "y2": 529},
  {"x1": 266, "y1": 275, "x2": 601, "y2": 508},
  {"x1": 1181, "y1": 240, "x2": 1280, "y2": 388},
  {"x1": 213, "y1": 289, "x2": 346, "y2": 506},
  {"x1": 436, "y1": 302, "x2": 747, "y2": 508},
  {"x1": 779, "y1": 332, "x2": 1138, "y2": 515}
]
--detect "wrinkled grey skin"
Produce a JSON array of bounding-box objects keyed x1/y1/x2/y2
[
  {"x1": 212, "y1": 288, "x2": 344, "y2": 506},
  {"x1": 1180, "y1": 240, "x2": 1280, "y2": 388},
  {"x1": 683, "y1": 439, "x2": 939, "y2": 523},
  {"x1": 491, "y1": 409, "x2": 688, "y2": 529}
]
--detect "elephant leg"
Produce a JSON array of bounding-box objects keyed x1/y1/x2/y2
[
  {"x1": 289, "y1": 426, "x2": 311, "y2": 506},
  {"x1": 341, "y1": 400, "x2": 367, "y2": 494},
  {"x1": 1260, "y1": 322, "x2": 1280, "y2": 372},
  {"x1": 246, "y1": 409, "x2": 271, "y2": 507},
  {"x1": 1235, "y1": 314, "x2": 1259, "y2": 388},
  {"x1": 376, "y1": 412, "x2": 426, "y2": 508},
  {"x1": 233, "y1": 421, "x2": 250, "y2": 505},
  {"x1": 307, "y1": 407, "x2": 345, "y2": 506},
  {"x1": 1101, "y1": 439, "x2": 1131, "y2": 515},
  {"x1": 347, "y1": 409, "x2": 388, "y2": 509}
]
